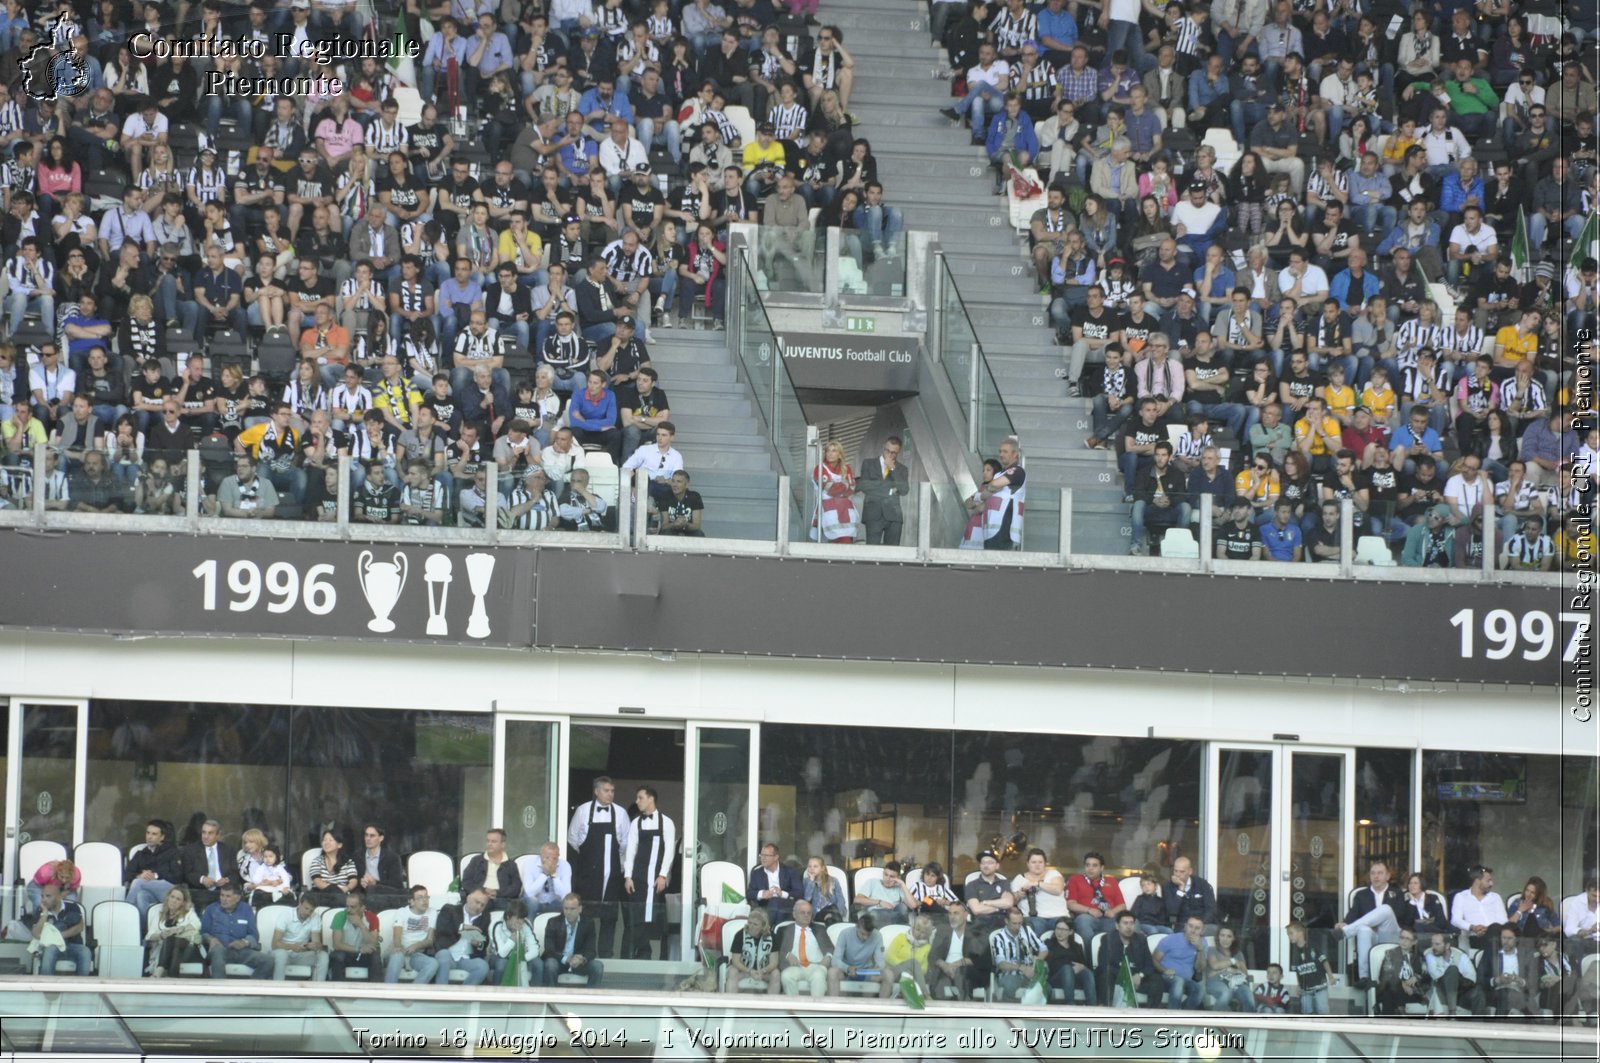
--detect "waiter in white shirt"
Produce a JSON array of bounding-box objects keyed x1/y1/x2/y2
[
  {"x1": 568, "y1": 775, "x2": 630, "y2": 958},
  {"x1": 622, "y1": 785, "x2": 677, "y2": 959}
]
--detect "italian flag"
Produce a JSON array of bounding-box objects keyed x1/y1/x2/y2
[
  {"x1": 388, "y1": 16, "x2": 430, "y2": 88},
  {"x1": 1570, "y1": 212, "x2": 1598, "y2": 273},
  {"x1": 1114, "y1": 953, "x2": 1139, "y2": 1008},
  {"x1": 1510, "y1": 206, "x2": 1531, "y2": 283}
]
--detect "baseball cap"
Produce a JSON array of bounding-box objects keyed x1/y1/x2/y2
[
  {"x1": 633, "y1": 161, "x2": 652, "y2": 175},
  {"x1": 290, "y1": 0, "x2": 309, "y2": 9},
  {"x1": 757, "y1": 121, "x2": 776, "y2": 134},
  {"x1": 617, "y1": 315, "x2": 636, "y2": 328},
  {"x1": 562, "y1": 213, "x2": 581, "y2": 225},
  {"x1": 1187, "y1": 180, "x2": 1208, "y2": 193},
  {"x1": 1267, "y1": 99, "x2": 1285, "y2": 111}
]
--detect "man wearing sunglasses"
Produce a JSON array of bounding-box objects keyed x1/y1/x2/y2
[{"x1": 621, "y1": 421, "x2": 684, "y2": 507}]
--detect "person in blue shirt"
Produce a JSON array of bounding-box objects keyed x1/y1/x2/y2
[
  {"x1": 200, "y1": 883, "x2": 274, "y2": 979},
  {"x1": 193, "y1": 246, "x2": 245, "y2": 341},
  {"x1": 421, "y1": 17, "x2": 473, "y2": 104},
  {"x1": 1388, "y1": 406, "x2": 1444, "y2": 475},
  {"x1": 1329, "y1": 248, "x2": 1381, "y2": 313},
  {"x1": 1151, "y1": 916, "x2": 1206, "y2": 1008},
  {"x1": 1037, "y1": 0, "x2": 1079, "y2": 66},
  {"x1": 1187, "y1": 55, "x2": 1230, "y2": 135},
  {"x1": 578, "y1": 76, "x2": 636, "y2": 139},
  {"x1": 1261, "y1": 499, "x2": 1305, "y2": 561},
  {"x1": 29, "y1": 882, "x2": 92, "y2": 976},
  {"x1": 568, "y1": 369, "x2": 621, "y2": 462},
  {"x1": 985, "y1": 94, "x2": 1038, "y2": 195}
]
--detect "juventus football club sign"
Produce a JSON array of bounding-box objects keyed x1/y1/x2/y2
[{"x1": 0, "y1": 532, "x2": 536, "y2": 647}]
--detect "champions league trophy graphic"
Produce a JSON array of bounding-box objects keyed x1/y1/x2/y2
[
  {"x1": 424, "y1": 554, "x2": 454, "y2": 636},
  {"x1": 357, "y1": 550, "x2": 408, "y2": 633},
  {"x1": 464, "y1": 553, "x2": 496, "y2": 639}
]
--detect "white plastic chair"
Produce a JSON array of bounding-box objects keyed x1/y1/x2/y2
[
  {"x1": 91, "y1": 900, "x2": 142, "y2": 978},
  {"x1": 19, "y1": 840, "x2": 68, "y2": 885},
  {"x1": 722, "y1": 105, "x2": 756, "y2": 148},
  {"x1": 698, "y1": 860, "x2": 746, "y2": 906},
  {"x1": 74, "y1": 842, "x2": 126, "y2": 909},
  {"x1": 1161, "y1": 528, "x2": 1200, "y2": 557},
  {"x1": 408, "y1": 851, "x2": 456, "y2": 901},
  {"x1": 852, "y1": 867, "x2": 885, "y2": 904},
  {"x1": 1118, "y1": 877, "x2": 1142, "y2": 910},
  {"x1": 826, "y1": 865, "x2": 849, "y2": 908},
  {"x1": 300, "y1": 848, "x2": 321, "y2": 892},
  {"x1": 586, "y1": 450, "x2": 620, "y2": 507}
]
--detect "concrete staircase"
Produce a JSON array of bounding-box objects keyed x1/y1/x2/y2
[
  {"x1": 645, "y1": 326, "x2": 785, "y2": 540},
  {"x1": 828, "y1": 0, "x2": 1129, "y2": 554}
]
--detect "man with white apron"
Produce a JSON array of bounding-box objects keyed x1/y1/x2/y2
[
  {"x1": 622, "y1": 786, "x2": 678, "y2": 959},
  {"x1": 568, "y1": 775, "x2": 631, "y2": 958}
]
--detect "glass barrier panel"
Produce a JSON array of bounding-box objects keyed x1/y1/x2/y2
[
  {"x1": 938, "y1": 263, "x2": 976, "y2": 430},
  {"x1": 756, "y1": 223, "x2": 825, "y2": 296},
  {"x1": 975, "y1": 358, "x2": 1016, "y2": 457},
  {"x1": 642, "y1": 468, "x2": 779, "y2": 542},
  {"x1": 733, "y1": 256, "x2": 776, "y2": 436},
  {"x1": 1070, "y1": 484, "x2": 1140, "y2": 557},
  {"x1": 859, "y1": 226, "x2": 908, "y2": 297},
  {"x1": 1017, "y1": 480, "x2": 1058, "y2": 554}
]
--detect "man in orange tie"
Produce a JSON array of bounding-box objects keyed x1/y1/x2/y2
[{"x1": 778, "y1": 899, "x2": 832, "y2": 996}]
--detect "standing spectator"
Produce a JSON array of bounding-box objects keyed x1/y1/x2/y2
[{"x1": 857, "y1": 436, "x2": 908, "y2": 545}]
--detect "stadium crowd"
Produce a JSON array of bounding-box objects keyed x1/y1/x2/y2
[
  {"x1": 931, "y1": 0, "x2": 1596, "y2": 559},
  {"x1": 11, "y1": 809, "x2": 1600, "y2": 1023}
]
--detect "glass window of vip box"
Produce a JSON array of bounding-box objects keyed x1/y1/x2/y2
[{"x1": 85, "y1": 701, "x2": 492, "y2": 864}]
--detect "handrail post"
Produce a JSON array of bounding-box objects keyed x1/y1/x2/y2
[
  {"x1": 776, "y1": 475, "x2": 791, "y2": 554},
  {"x1": 485, "y1": 464, "x2": 500, "y2": 542},
  {"x1": 31, "y1": 442, "x2": 46, "y2": 524},
  {"x1": 1199, "y1": 492, "x2": 1214, "y2": 571},
  {"x1": 1481, "y1": 508, "x2": 1495, "y2": 576},
  {"x1": 185, "y1": 449, "x2": 201, "y2": 526},
  {"x1": 1058, "y1": 487, "x2": 1072, "y2": 564},
  {"x1": 336, "y1": 455, "x2": 351, "y2": 530},
  {"x1": 616, "y1": 467, "x2": 633, "y2": 547},
  {"x1": 929, "y1": 252, "x2": 945, "y2": 365},
  {"x1": 825, "y1": 226, "x2": 840, "y2": 305},
  {"x1": 917, "y1": 481, "x2": 933, "y2": 560},
  {"x1": 631, "y1": 469, "x2": 650, "y2": 545},
  {"x1": 967, "y1": 341, "x2": 981, "y2": 453},
  {"x1": 1340, "y1": 498, "x2": 1355, "y2": 576}
]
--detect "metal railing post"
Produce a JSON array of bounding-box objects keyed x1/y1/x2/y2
[
  {"x1": 617, "y1": 469, "x2": 634, "y2": 547},
  {"x1": 929, "y1": 252, "x2": 945, "y2": 364},
  {"x1": 1058, "y1": 487, "x2": 1072, "y2": 564},
  {"x1": 1199, "y1": 493, "x2": 1214, "y2": 570},
  {"x1": 825, "y1": 226, "x2": 840, "y2": 305},
  {"x1": 967, "y1": 341, "x2": 981, "y2": 453},
  {"x1": 31, "y1": 442, "x2": 46, "y2": 524},
  {"x1": 918, "y1": 482, "x2": 933, "y2": 560},
  {"x1": 632, "y1": 469, "x2": 650, "y2": 545},
  {"x1": 1340, "y1": 499, "x2": 1355, "y2": 576},
  {"x1": 776, "y1": 475, "x2": 791, "y2": 554},
  {"x1": 185, "y1": 449, "x2": 202, "y2": 525},
  {"x1": 335, "y1": 456, "x2": 351, "y2": 529},
  {"x1": 485, "y1": 465, "x2": 500, "y2": 542},
  {"x1": 1481, "y1": 509, "x2": 1495, "y2": 575}
]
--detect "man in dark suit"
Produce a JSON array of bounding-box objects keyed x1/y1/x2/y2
[
  {"x1": 857, "y1": 436, "x2": 909, "y2": 545},
  {"x1": 1334, "y1": 859, "x2": 1406, "y2": 987},
  {"x1": 928, "y1": 902, "x2": 991, "y2": 1000},
  {"x1": 181, "y1": 818, "x2": 238, "y2": 910},
  {"x1": 775, "y1": 898, "x2": 834, "y2": 996},
  {"x1": 746, "y1": 842, "x2": 804, "y2": 922},
  {"x1": 1478, "y1": 924, "x2": 1535, "y2": 1017},
  {"x1": 461, "y1": 828, "x2": 524, "y2": 911},
  {"x1": 355, "y1": 823, "x2": 408, "y2": 911},
  {"x1": 433, "y1": 889, "x2": 492, "y2": 985},
  {"x1": 1096, "y1": 910, "x2": 1157, "y2": 1007},
  {"x1": 541, "y1": 892, "x2": 605, "y2": 986}
]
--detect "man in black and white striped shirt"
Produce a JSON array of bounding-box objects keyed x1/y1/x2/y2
[
  {"x1": 989, "y1": 0, "x2": 1038, "y2": 63},
  {"x1": 501, "y1": 467, "x2": 560, "y2": 530},
  {"x1": 451, "y1": 310, "x2": 510, "y2": 394},
  {"x1": 602, "y1": 232, "x2": 654, "y2": 339},
  {"x1": 3, "y1": 237, "x2": 54, "y2": 338},
  {"x1": 988, "y1": 908, "x2": 1045, "y2": 1001}
]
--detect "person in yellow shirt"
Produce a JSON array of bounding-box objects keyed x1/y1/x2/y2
[
  {"x1": 740, "y1": 122, "x2": 787, "y2": 198},
  {"x1": 371, "y1": 356, "x2": 424, "y2": 430},
  {"x1": 1293, "y1": 396, "x2": 1343, "y2": 472},
  {"x1": 1322, "y1": 362, "x2": 1357, "y2": 426},
  {"x1": 496, "y1": 213, "x2": 545, "y2": 284},
  {"x1": 1360, "y1": 365, "x2": 1398, "y2": 429},
  {"x1": 1554, "y1": 511, "x2": 1595, "y2": 572},
  {"x1": 1493, "y1": 309, "x2": 1540, "y2": 373},
  {"x1": 1235, "y1": 455, "x2": 1282, "y2": 521},
  {"x1": 885, "y1": 914, "x2": 935, "y2": 1000}
]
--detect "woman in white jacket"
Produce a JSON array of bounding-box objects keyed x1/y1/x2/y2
[
  {"x1": 145, "y1": 886, "x2": 202, "y2": 977},
  {"x1": 491, "y1": 900, "x2": 543, "y2": 987}
]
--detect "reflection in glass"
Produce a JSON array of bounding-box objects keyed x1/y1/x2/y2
[
  {"x1": 20, "y1": 703, "x2": 77, "y2": 847},
  {"x1": 1423, "y1": 752, "x2": 1576, "y2": 902},
  {"x1": 1355, "y1": 748, "x2": 1412, "y2": 876},
  {"x1": 1289, "y1": 752, "x2": 1344, "y2": 932},
  {"x1": 502, "y1": 720, "x2": 557, "y2": 858},
  {"x1": 107, "y1": 993, "x2": 360, "y2": 1055},
  {"x1": 1215, "y1": 749, "x2": 1274, "y2": 967},
  {"x1": 0, "y1": 991, "x2": 138, "y2": 1054},
  {"x1": 694, "y1": 727, "x2": 751, "y2": 922}
]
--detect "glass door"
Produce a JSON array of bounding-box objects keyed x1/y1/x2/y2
[
  {"x1": 1207, "y1": 744, "x2": 1353, "y2": 970},
  {"x1": 16, "y1": 702, "x2": 84, "y2": 850},
  {"x1": 681, "y1": 723, "x2": 757, "y2": 960},
  {"x1": 492, "y1": 715, "x2": 564, "y2": 861}
]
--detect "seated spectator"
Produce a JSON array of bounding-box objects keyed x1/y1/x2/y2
[
  {"x1": 725, "y1": 906, "x2": 780, "y2": 995},
  {"x1": 305, "y1": 830, "x2": 359, "y2": 906},
  {"x1": 1535, "y1": 932, "x2": 1592, "y2": 1023},
  {"x1": 828, "y1": 912, "x2": 890, "y2": 998},
  {"x1": 853, "y1": 861, "x2": 911, "y2": 925},
  {"x1": 778, "y1": 899, "x2": 833, "y2": 996},
  {"x1": 621, "y1": 422, "x2": 684, "y2": 507},
  {"x1": 1130, "y1": 440, "x2": 1191, "y2": 554},
  {"x1": 502, "y1": 467, "x2": 561, "y2": 530},
  {"x1": 988, "y1": 907, "x2": 1046, "y2": 1002},
  {"x1": 462, "y1": 828, "x2": 524, "y2": 912},
  {"x1": 1304, "y1": 500, "x2": 1344, "y2": 562},
  {"x1": 21, "y1": 882, "x2": 91, "y2": 976},
  {"x1": 1044, "y1": 918, "x2": 1096, "y2": 1004},
  {"x1": 1401, "y1": 504, "x2": 1457, "y2": 567},
  {"x1": 540, "y1": 892, "x2": 604, "y2": 987},
  {"x1": 746, "y1": 842, "x2": 803, "y2": 922},
  {"x1": 1452, "y1": 864, "x2": 1510, "y2": 951},
  {"x1": 524, "y1": 842, "x2": 574, "y2": 916},
  {"x1": 1286, "y1": 920, "x2": 1335, "y2": 1013},
  {"x1": 246, "y1": 846, "x2": 294, "y2": 909},
  {"x1": 125, "y1": 819, "x2": 183, "y2": 923},
  {"x1": 1152, "y1": 916, "x2": 1205, "y2": 1009},
  {"x1": 986, "y1": 93, "x2": 1038, "y2": 195},
  {"x1": 1216, "y1": 499, "x2": 1264, "y2": 560},
  {"x1": 1097, "y1": 910, "x2": 1157, "y2": 1007},
  {"x1": 213, "y1": 455, "x2": 280, "y2": 519},
  {"x1": 1129, "y1": 871, "x2": 1170, "y2": 934},
  {"x1": 27, "y1": 858, "x2": 81, "y2": 913},
  {"x1": 144, "y1": 885, "x2": 202, "y2": 978},
  {"x1": 1064, "y1": 851, "x2": 1125, "y2": 945},
  {"x1": 183, "y1": 818, "x2": 238, "y2": 911},
  {"x1": 1424, "y1": 930, "x2": 1485, "y2": 1017},
  {"x1": 1009, "y1": 849, "x2": 1068, "y2": 937},
  {"x1": 1507, "y1": 877, "x2": 1559, "y2": 939},
  {"x1": 1560, "y1": 878, "x2": 1600, "y2": 963},
  {"x1": 966, "y1": 850, "x2": 1016, "y2": 933},
  {"x1": 1397, "y1": 872, "x2": 1450, "y2": 936},
  {"x1": 271, "y1": 895, "x2": 329, "y2": 982},
  {"x1": 491, "y1": 900, "x2": 544, "y2": 987},
  {"x1": 1480, "y1": 924, "x2": 1535, "y2": 1017},
  {"x1": 328, "y1": 888, "x2": 382, "y2": 982},
  {"x1": 435, "y1": 889, "x2": 494, "y2": 986},
  {"x1": 1255, "y1": 963, "x2": 1291, "y2": 1013},
  {"x1": 1334, "y1": 860, "x2": 1405, "y2": 986},
  {"x1": 1163, "y1": 856, "x2": 1217, "y2": 931},
  {"x1": 886, "y1": 914, "x2": 936, "y2": 999},
  {"x1": 910, "y1": 863, "x2": 959, "y2": 914},
  {"x1": 1203, "y1": 926, "x2": 1256, "y2": 1012},
  {"x1": 802, "y1": 856, "x2": 847, "y2": 925},
  {"x1": 1376, "y1": 928, "x2": 1431, "y2": 1016},
  {"x1": 353, "y1": 824, "x2": 406, "y2": 911},
  {"x1": 568, "y1": 370, "x2": 621, "y2": 462},
  {"x1": 653, "y1": 470, "x2": 705, "y2": 535},
  {"x1": 929, "y1": 903, "x2": 988, "y2": 1001},
  {"x1": 201, "y1": 883, "x2": 274, "y2": 980}
]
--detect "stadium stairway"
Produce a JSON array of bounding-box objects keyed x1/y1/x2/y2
[
  {"x1": 645, "y1": 326, "x2": 786, "y2": 540},
  {"x1": 828, "y1": 0, "x2": 1129, "y2": 554}
]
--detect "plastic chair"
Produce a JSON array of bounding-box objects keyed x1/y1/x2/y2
[
  {"x1": 586, "y1": 450, "x2": 621, "y2": 507},
  {"x1": 74, "y1": 842, "x2": 126, "y2": 910},
  {"x1": 852, "y1": 867, "x2": 885, "y2": 904},
  {"x1": 826, "y1": 865, "x2": 849, "y2": 908},
  {"x1": 1161, "y1": 528, "x2": 1200, "y2": 557},
  {"x1": 300, "y1": 849, "x2": 321, "y2": 893},
  {"x1": 1355, "y1": 536, "x2": 1397, "y2": 566},
  {"x1": 19, "y1": 840, "x2": 68, "y2": 885},
  {"x1": 91, "y1": 899, "x2": 140, "y2": 977},
  {"x1": 408, "y1": 851, "x2": 456, "y2": 901},
  {"x1": 722, "y1": 105, "x2": 756, "y2": 148},
  {"x1": 1118, "y1": 877, "x2": 1142, "y2": 910},
  {"x1": 698, "y1": 860, "x2": 746, "y2": 906}
]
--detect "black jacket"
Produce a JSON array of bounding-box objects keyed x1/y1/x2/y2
[
  {"x1": 123, "y1": 840, "x2": 182, "y2": 886},
  {"x1": 483, "y1": 282, "x2": 535, "y2": 331},
  {"x1": 1096, "y1": 930, "x2": 1157, "y2": 1004},
  {"x1": 435, "y1": 903, "x2": 492, "y2": 958},
  {"x1": 359, "y1": 846, "x2": 407, "y2": 891},
  {"x1": 1136, "y1": 464, "x2": 1189, "y2": 504},
  {"x1": 929, "y1": 921, "x2": 992, "y2": 978},
  {"x1": 461, "y1": 854, "x2": 523, "y2": 901},
  {"x1": 1343, "y1": 884, "x2": 1406, "y2": 925},
  {"x1": 1396, "y1": 892, "x2": 1450, "y2": 932},
  {"x1": 540, "y1": 913, "x2": 599, "y2": 963},
  {"x1": 180, "y1": 841, "x2": 239, "y2": 891}
]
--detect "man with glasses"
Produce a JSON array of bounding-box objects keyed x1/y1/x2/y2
[{"x1": 622, "y1": 422, "x2": 683, "y2": 507}]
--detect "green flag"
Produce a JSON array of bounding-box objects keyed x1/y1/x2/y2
[
  {"x1": 720, "y1": 882, "x2": 744, "y2": 904},
  {"x1": 700, "y1": 945, "x2": 719, "y2": 969},
  {"x1": 1114, "y1": 953, "x2": 1139, "y2": 1009},
  {"x1": 900, "y1": 972, "x2": 926, "y2": 1009},
  {"x1": 1570, "y1": 212, "x2": 1598, "y2": 273},
  {"x1": 1511, "y1": 207, "x2": 1531, "y2": 282},
  {"x1": 388, "y1": 18, "x2": 427, "y2": 88},
  {"x1": 498, "y1": 941, "x2": 523, "y2": 986}
]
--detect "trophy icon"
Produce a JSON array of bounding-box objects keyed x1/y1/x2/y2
[
  {"x1": 424, "y1": 554, "x2": 454, "y2": 636},
  {"x1": 464, "y1": 552, "x2": 496, "y2": 639},
  {"x1": 357, "y1": 550, "x2": 408, "y2": 633}
]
